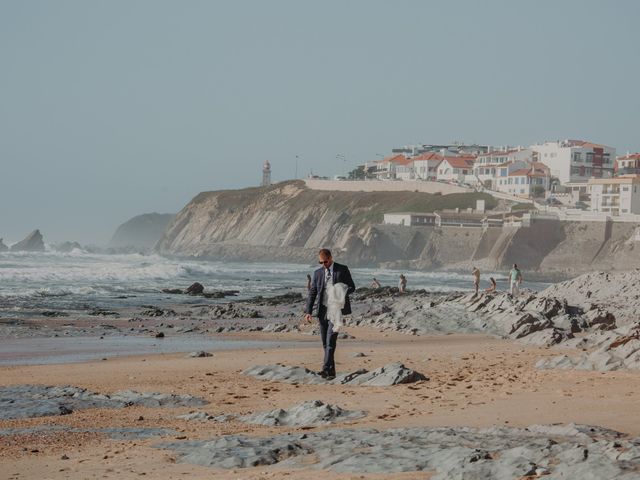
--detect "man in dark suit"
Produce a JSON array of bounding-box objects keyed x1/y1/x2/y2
[{"x1": 304, "y1": 248, "x2": 356, "y2": 380}]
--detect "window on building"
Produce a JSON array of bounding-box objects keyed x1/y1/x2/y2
[{"x1": 623, "y1": 186, "x2": 629, "y2": 192}]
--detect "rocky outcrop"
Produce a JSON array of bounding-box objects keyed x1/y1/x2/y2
[
  {"x1": 0, "y1": 385, "x2": 207, "y2": 420},
  {"x1": 154, "y1": 181, "x2": 640, "y2": 274},
  {"x1": 243, "y1": 362, "x2": 427, "y2": 386},
  {"x1": 155, "y1": 181, "x2": 497, "y2": 266},
  {"x1": 10, "y1": 230, "x2": 45, "y2": 252},
  {"x1": 239, "y1": 400, "x2": 367, "y2": 426},
  {"x1": 159, "y1": 424, "x2": 640, "y2": 477},
  {"x1": 0, "y1": 238, "x2": 7, "y2": 252},
  {"x1": 110, "y1": 213, "x2": 175, "y2": 249}
]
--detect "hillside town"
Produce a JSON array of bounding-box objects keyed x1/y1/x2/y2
[{"x1": 333, "y1": 139, "x2": 640, "y2": 217}]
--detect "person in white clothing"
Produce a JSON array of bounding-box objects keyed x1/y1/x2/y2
[{"x1": 509, "y1": 264, "x2": 523, "y2": 296}]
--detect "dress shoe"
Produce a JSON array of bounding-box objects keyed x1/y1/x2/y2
[{"x1": 317, "y1": 370, "x2": 328, "y2": 378}]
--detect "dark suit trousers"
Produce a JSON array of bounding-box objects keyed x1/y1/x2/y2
[{"x1": 317, "y1": 305, "x2": 338, "y2": 373}]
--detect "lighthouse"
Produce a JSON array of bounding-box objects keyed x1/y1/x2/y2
[{"x1": 262, "y1": 160, "x2": 271, "y2": 186}]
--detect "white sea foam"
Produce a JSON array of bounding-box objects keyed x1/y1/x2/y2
[{"x1": 0, "y1": 252, "x2": 549, "y2": 312}]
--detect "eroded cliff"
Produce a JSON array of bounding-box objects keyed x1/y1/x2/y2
[
  {"x1": 155, "y1": 181, "x2": 495, "y2": 265},
  {"x1": 156, "y1": 181, "x2": 640, "y2": 274}
]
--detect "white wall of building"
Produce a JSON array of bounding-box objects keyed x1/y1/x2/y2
[
  {"x1": 437, "y1": 159, "x2": 473, "y2": 183},
  {"x1": 590, "y1": 179, "x2": 640, "y2": 215},
  {"x1": 531, "y1": 141, "x2": 615, "y2": 185},
  {"x1": 383, "y1": 213, "x2": 412, "y2": 226}
]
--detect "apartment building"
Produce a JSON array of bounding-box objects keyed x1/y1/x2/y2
[
  {"x1": 531, "y1": 139, "x2": 615, "y2": 184},
  {"x1": 589, "y1": 175, "x2": 640, "y2": 215},
  {"x1": 616, "y1": 153, "x2": 640, "y2": 176}
]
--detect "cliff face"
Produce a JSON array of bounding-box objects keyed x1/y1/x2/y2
[
  {"x1": 155, "y1": 181, "x2": 496, "y2": 265},
  {"x1": 156, "y1": 181, "x2": 640, "y2": 275}
]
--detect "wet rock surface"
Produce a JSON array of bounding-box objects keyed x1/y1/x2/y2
[
  {"x1": 0, "y1": 385, "x2": 207, "y2": 420},
  {"x1": 243, "y1": 362, "x2": 427, "y2": 386},
  {"x1": 158, "y1": 423, "x2": 640, "y2": 477}
]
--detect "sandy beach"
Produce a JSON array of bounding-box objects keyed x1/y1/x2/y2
[{"x1": 3, "y1": 314, "x2": 640, "y2": 479}]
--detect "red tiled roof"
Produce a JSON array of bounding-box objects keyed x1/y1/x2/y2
[
  {"x1": 443, "y1": 157, "x2": 475, "y2": 169},
  {"x1": 412, "y1": 152, "x2": 444, "y2": 161},
  {"x1": 375, "y1": 154, "x2": 411, "y2": 166},
  {"x1": 509, "y1": 166, "x2": 549, "y2": 178},
  {"x1": 618, "y1": 153, "x2": 640, "y2": 161},
  {"x1": 566, "y1": 139, "x2": 612, "y2": 150}
]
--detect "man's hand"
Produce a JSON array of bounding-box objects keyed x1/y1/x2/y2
[{"x1": 304, "y1": 313, "x2": 312, "y2": 323}]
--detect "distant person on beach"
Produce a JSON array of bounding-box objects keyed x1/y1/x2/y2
[
  {"x1": 306, "y1": 273, "x2": 312, "y2": 291},
  {"x1": 398, "y1": 274, "x2": 407, "y2": 293},
  {"x1": 371, "y1": 277, "x2": 381, "y2": 289},
  {"x1": 509, "y1": 264, "x2": 523, "y2": 296},
  {"x1": 485, "y1": 277, "x2": 497, "y2": 293},
  {"x1": 472, "y1": 267, "x2": 481, "y2": 294},
  {"x1": 304, "y1": 248, "x2": 356, "y2": 380}
]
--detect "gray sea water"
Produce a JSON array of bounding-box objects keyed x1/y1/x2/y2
[{"x1": 0, "y1": 250, "x2": 550, "y2": 318}]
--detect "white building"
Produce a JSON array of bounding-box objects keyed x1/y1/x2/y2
[
  {"x1": 589, "y1": 175, "x2": 640, "y2": 215},
  {"x1": 495, "y1": 163, "x2": 551, "y2": 198},
  {"x1": 412, "y1": 152, "x2": 444, "y2": 181},
  {"x1": 436, "y1": 156, "x2": 476, "y2": 183},
  {"x1": 472, "y1": 148, "x2": 533, "y2": 189},
  {"x1": 531, "y1": 139, "x2": 615, "y2": 185},
  {"x1": 616, "y1": 153, "x2": 640, "y2": 176},
  {"x1": 383, "y1": 212, "x2": 437, "y2": 226},
  {"x1": 374, "y1": 154, "x2": 411, "y2": 180}
]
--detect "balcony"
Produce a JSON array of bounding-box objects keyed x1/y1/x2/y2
[{"x1": 617, "y1": 168, "x2": 640, "y2": 175}]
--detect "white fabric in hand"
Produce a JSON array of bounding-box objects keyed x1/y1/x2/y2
[{"x1": 326, "y1": 282, "x2": 348, "y2": 332}]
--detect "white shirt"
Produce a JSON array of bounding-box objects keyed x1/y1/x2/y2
[{"x1": 322, "y1": 265, "x2": 333, "y2": 307}]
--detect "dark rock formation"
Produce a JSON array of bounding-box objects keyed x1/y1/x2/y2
[
  {"x1": 10, "y1": 229, "x2": 45, "y2": 252},
  {"x1": 0, "y1": 238, "x2": 8, "y2": 252},
  {"x1": 186, "y1": 282, "x2": 204, "y2": 295}
]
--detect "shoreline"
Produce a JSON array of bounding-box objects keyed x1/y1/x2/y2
[{"x1": 2, "y1": 274, "x2": 640, "y2": 478}]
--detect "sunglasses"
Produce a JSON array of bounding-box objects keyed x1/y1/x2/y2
[{"x1": 318, "y1": 259, "x2": 331, "y2": 264}]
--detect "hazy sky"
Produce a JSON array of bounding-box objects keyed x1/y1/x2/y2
[{"x1": 1, "y1": 1, "x2": 639, "y2": 244}]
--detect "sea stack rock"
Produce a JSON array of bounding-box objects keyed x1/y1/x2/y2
[
  {"x1": 0, "y1": 238, "x2": 8, "y2": 252},
  {"x1": 11, "y1": 230, "x2": 45, "y2": 252}
]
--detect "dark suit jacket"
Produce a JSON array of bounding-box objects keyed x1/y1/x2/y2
[{"x1": 305, "y1": 262, "x2": 356, "y2": 316}]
